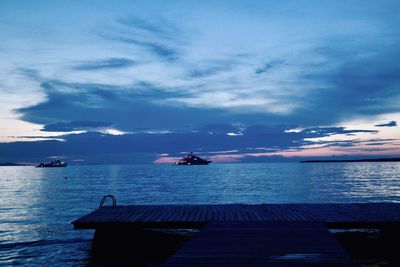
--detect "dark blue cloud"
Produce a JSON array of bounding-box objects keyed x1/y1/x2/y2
[
  {"x1": 100, "y1": 16, "x2": 182, "y2": 61},
  {"x1": 15, "y1": 35, "x2": 400, "y2": 137},
  {"x1": 0, "y1": 124, "x2": 390, "y2": 163},
  {"x1": 42, "y1": 121, "x2": 113, "y2": 132},
  {"x1": 244, "y1": 125, "x2": 296, "y2": 135},
  {"x1": 254, "y1": 60, "x2": 284, "y2": 75},
  {"x1": 117, "y1": 17, "x2": 178, "y2": 41},
  {"x1": 188, "y1": 57, "x2": 243, "y2": 78},
  {"x1": 195, "y1": 123, "x2": 240, "y2": 134},
  {"x1": 85, "y1": 17, "x2": 400, "y2": 128},
  {"x1": 375, "y1": 121, "x2": 397, "y2": 127},
  {"x1": 291, "y1": 44, "x2": 400, "y2": 125},
  {"x1": 116, "y1": 36, "x2": 178, "y2": 60},
  {"x1": 73, "y1": 58, "x2": 137, "y2": 70},
  {"x1": 16, "y1": 78, "x2": 232, "y2": 131},
  {"x1": 16, "y1": 72, "x2": 385, "y2": 144},
  {"x1": 302, "y1": 127, "x2": 378, "y2": 136},
  {"x1": 190, "y1": 66, "x2": 226, "y2": 78}
]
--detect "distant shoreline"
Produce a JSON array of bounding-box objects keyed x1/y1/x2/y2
[
  {"x1": 0, "y1": 163, "x2": 29, "y2": 166},
  {"x1": 301, "y1": 158, "x2": 400, "y2": 163}
]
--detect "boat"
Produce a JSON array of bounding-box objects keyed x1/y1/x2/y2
[
  {"x1": 175, "y1": 153, "x2": 212, "y2": 165},
  {"x1": 36, "y1": 160, "x2": 67, "y2": 168}
]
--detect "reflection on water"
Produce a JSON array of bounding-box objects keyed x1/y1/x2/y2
[{"x1": 0, "y1": 162, "x2": 399, "y2": 265}]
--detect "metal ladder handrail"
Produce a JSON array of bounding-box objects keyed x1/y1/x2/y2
[{"x1": 99, "y1": 194, "x2": 116, "y2": 208}]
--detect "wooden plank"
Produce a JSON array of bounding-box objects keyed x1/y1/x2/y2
[{"x1": 161, "y1": 222, "x2": 358, "y2": 267}]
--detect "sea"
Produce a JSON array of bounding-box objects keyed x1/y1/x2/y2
[{"x1": 1, "y1": 162, "x2": 400, "y2": 266}]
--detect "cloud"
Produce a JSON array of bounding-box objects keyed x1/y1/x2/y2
[
  {"x1": 374, "y1": 121, "x2": 397, "y2": 127},
  {"x1": 73, "y1": 58, "x2": 137, "y2": 71},
  {"x1": 195, "y1": 123, "x2": 240, "y2": 134},
  {"x1": 302, "y1": 138, "x2": 396, "y2": 148},
  {"x1": 2, "y1": 123, "x2": 392, "y2": 163},
  {"x1": 116, "y1": 17, "x2": 179, "y2": 41},
  {"x1": 189, "y1": 65, "x2": 228, "y2": 78},
  {"x1": 100, "y1": 16, "x2": 184, "y2": 61},
  {"x1": 42, "y1": 120, "x2": 113, "y2": 132},
  {"x1": 115, "y1": 36, "x2": 179, "y2": 60},
  {"x1": 15, "y1": 77, "x2": 233, "y2": 132},
  {"x1": 2, "y1": 122, "x2": 397, "y2": 164},
  {"x1": 254, "y1": 60, "x2": 284, "y2": 75},
  {"x1": 298, "y1": 43, "x2": 400, "y2": 124},
  {"x1": 302, "y1": 127, "x2": 378, "y2": 136},
  {"x1": 14, "y1": 14, "x2": 400, "y2": 129},
  {"x1": 187, "y1": 57, "x2": 245, "y2": 78}
]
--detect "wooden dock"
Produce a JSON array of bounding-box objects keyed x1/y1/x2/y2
[
  {"x1": 73, "y1": 203, "x2": 400, "y2": 229},
  {"x1": 162, "y1": 222, "x2": 357, "y2": 267},
  {"x1": 72, "y1": 203, "x2": 400, "y2": 266}
]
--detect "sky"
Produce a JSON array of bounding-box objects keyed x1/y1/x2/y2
[{"x1": 0, "y1": 0, "x2": 399, "y2": 164}]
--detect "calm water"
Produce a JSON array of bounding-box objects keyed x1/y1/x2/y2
[{"x1": 1, "y1": 162, "x2": 400, "y2": 266}]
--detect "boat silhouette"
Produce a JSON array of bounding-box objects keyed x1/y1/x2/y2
[
  {"x1": 36, "y1": 160, "x2": 67, "y2": 168},
  {"x1": 175, "y1": 153, "x2": 211, "y2": 165}
]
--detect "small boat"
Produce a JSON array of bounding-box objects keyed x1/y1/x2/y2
[
  {"x1": 36, "y1": 160, "x2": 67, "y2": 168},
  {"x1": 175, "y1": 153, "x2": 212, "y2": 165}
]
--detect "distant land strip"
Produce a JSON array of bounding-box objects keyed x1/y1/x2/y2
[
  {"x1": 301, "y1": 158, "x2": 400, "y2": 163},
  {"x1": 0, "y1": 162, "x2": 29, "y2": 166}
]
